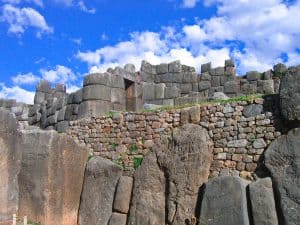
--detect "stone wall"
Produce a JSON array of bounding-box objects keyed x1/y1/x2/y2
[
  {"x1": 67, "y1": 95, "x2": 283, "y2": 177},
  {"x1": 22, "y1": 59, "x2": 288, "y2": 132}
]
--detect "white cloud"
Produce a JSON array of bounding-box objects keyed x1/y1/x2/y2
[
  {"x1": 181, "y1": 0, "x2": 199, "y2": 8},
  {"x1": 0, "y1": 83, "x2": 35, "y2": 104},
  {"x1": 1, "y1": 4, "x2": 53, "y2": 36},
  {"x1": 78, "y1": 1, "x2": 96, "y2": 14},
  {"x1": 40, "y1": 65, "x2": 76, "y2": 83},
  {"x1": 12, "y1": 72, "x2": 40, "y2": 85}
]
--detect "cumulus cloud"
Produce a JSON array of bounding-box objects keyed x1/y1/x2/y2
[
  {"x1": 77, "y1": 1, "x2": 96, "y2": 14},
  {"x1": 12, "y1": 72, "x2": 40, "y2": 85},
  {"x1": 0, "y1": 83, "x2": 35, "y2": 104},
  {"x1": 76, "y1": 0, "x2": 300, "y2": 74},
  {"x1": 181, "y1": 0, "x2": 199, "y2": 8},
  {"x1": 40, "y1": 65, "x2": 76, "y2": 83},
  {"x1": 0, "y1": 4, "x2": 53, "y2": 36}
]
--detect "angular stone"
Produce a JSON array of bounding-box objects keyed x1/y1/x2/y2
[
  {"x1": 155, "y1": 83, "x2": 165, "y2": 99},
  {"x1": 273, "y1": 63, "x2": 287, "y2": 76},
  {"x1": 201, "y1": 62, "x2": 211, "y2": 73},
  {"x1": 127, "y1": 152, "x2": 166, "y2": 225},
  {"x1": 156, "y1": 124, "x2": 213, "y2": 224},
  {"x1": 209, "y1": 92, "x2": 229, "y2": 101},
  {"x1": 110, "y1": 74, "x2": 125, "y2": 89},
  {"x1": 249, "y1": 178, "x2": 279, "y2": 225},
  {"x1": 142, "y1": 83, "x2": 155, "y2": 100},
  {"x1": 253, "y1": 138, "x2": 267, "y2": 149},
  {"x1": 0, "y1": 109, "x2": 21, "y2": 221},
  {"x1": 198, "y1": 176, "x2": 250, "y2": 225},
  {"x1": 265, "y1": 128, "x2": 300, "y2": 225},
  {"x1": 227, "y1": 139, "x2": 248, "y2": 148},
  {"x1": 111, "y1": 88, "x2": 126, "y2": 105},
  {"x1": 124, "y1": 63, "x2": 136, "y2": 73},
  {"x1": 78, "y1": 100, "x2": 112, "y2": 118},
  {"x1": 243, "y1": 104, "x2": 263, "y2": 118},
  {"x1": 257, "y1": 80, "x2": 274, "y2": 94},
  {"x1": 225, "y1": 59, "x2": 235, "y2": 67},
  {"x1": 36, "y1": 80, "x2": 51, "y2": 93},
  {"x1": 198, "y1": 81, "x2": 211, "y2": 91},
  {"x1": 211, "y1": 76, "x2": 220, "y2": 87},
  {"x1": 246, "y1": 71, "x2": 262, "y2": 81},
  {"x1": 113, "y1": 176, "x2": 133, "y2": 214},
  {"x1": 79, "y1": 157, "x2": 122, "y2": 225},
  {"x1": 224, "y1": 80, "x2": 240, "y2": 94},
  {"x1": 108, "y1": 213, "x2": 127, "y2": 225},
  {"x1": 165, "y1": 86, "x2": 180, "y2": 99},
  {"x1": 279, "y1": 67, "x2": 300, "y2": 121},
  {"x1": 83, "y1": 73, "x2": 111, "y2": 86},
  {"x1": 156, "y1": 63, "x2": 168, "y2": 74},
  {"x1": 168, "y1": 60, "x2": 181, "y2": 73},
  {"x1": 241, "y1": 83, "x2": 257, "y2": 95},
  {"x1": 180, "y1": 83, "x2": 192, "y2": 94},
  {"x1": 141, "y1": 60, "x2": 156, "y2": 74},
  {"x1": 18, "y1": 129, "x2": 89, "y2": 225},
  {"x1": 82, "y1": 84, "x2": 111, "y2": 101}
]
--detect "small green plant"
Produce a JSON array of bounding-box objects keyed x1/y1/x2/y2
[
  {"x1": 133, "y1": 156, "x2": 143, "y2": 169},
  {"x1": 129, "y1": 143, "x2": 138, "y2": 153},
  {"x1": 106, "y1": 111, "x2": 118, "y2": 118},
  {"x1": 111, "y1": 143, "x2": 118, "y2": 150},
  {"x1": 87, "y1": 152, "x2": 93, "y2": 161},
  {"x1": 28, "y1": 220, "x2": 41, "y2": 225}
]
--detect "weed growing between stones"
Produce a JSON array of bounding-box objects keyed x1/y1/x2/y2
[{"x1": 133, "y1": 156, "x2": 143, "y2": 169}]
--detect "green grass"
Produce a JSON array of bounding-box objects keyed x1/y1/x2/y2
[
  {"x1": 139, "y1": 94, "x2": 264, "y2": 113},
  {"x1": 133, "y1": 156, "x2": 143, "y2": 169},
  {"x1": 129, "y1": 143, "x2": 138, "y2": 153},
  {"x1": 28, "y1": 221, "x2": 41, "y2": 225}
]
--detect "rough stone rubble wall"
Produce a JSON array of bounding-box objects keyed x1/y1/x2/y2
[{"x1": 67, "y1": 95, "x2": 283, "y2": 177}]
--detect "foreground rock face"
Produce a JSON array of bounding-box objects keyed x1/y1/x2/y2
[
  {"x1": 0, "y1": 109, "x2": 21, "y2": 221},
  {"x1": 127, "y1": 152, "x2": 166, "y2": 225},
  {"x1": 249, "y1": 178, "x2": 279, "y2": 225},
  {"x1": 18, "y1": 129, "x2": 88, "y2": 225},
  {"x1": 198, "y1": 176, "x2": 250, "y2": 225},
  {"x1": 280, "y1": 66, "x2": 300, "y2": 121},
  {"x1": 78, "y1": 157, "x2": 122, "y2": 225},
  {"x1": 265, "y1": 128, "x2": 300, "y2": 225},
  {"x1": 157, "y1": 124, "x2": 213, "y2": 225}
]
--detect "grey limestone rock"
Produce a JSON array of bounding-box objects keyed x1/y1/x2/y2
[
  {"x1": 83, "y1": 73, "x2": 111, "y2": 86},
  {"x1": 156, "y1": 63, "x2": 168, "y2": 74},
  {"x1": 209, "y1": 92, "x2": 229, "y2": 101},
  {"x1": 156, "y1": 124, "x2": 213, "y2": 225},
  {"x1": 279, "y1": 67, "x2": 300, "y2": 121},
  {"x1": 113, "y1": 176, "x2": 133, "y2": 214},
  {"x1": 265, "y1": 128, "x2": 300, "y2": 225},
  {"x1": 124, "y1": 63, "x2": 136, "y2": 73},
  {"x1": 18, "y1": 129, "x2": 89, "y2": 225},
  {"x1": 79, "y1": 156, "x2": 122, "y2": 225},
  {"x1": 168, "y1": 60, "x2": 181, "y2": 73},
  {"x1": 78, "y1": 100, "x2": 112, "y2": 118},
  {"x1": 0, "y1": 109, "x2": 21, "y2": 221},
  {"x1": 224, "y1": 80, "x2": 240, "y2": 94},
  {"x1": 198, "y1": 176, "x2": 250, "y2": 225},
  {"x1": 243, "y1": 104, "x2": 263, "y2": 118},
  {"x1": 108, "y1": 213, "x2": 127, "y2": 225},
  {"x1": 82, "y1": 84, "x2": 111, "y2": 101},
  {"x1": 246, "y1": 71, "x2": 262, "y2": 81},
  {"x1": 249, "y1": 178, "x2": 279, "y2": 225},
  {"x1": 201, "y1": 62, "x2": 211, "y2": 73},
  {"x1": 127, "y1": 152, "x2": 166, "y2": 225}
]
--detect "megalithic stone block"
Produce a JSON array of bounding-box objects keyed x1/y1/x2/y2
[
  {"x1": 198, "y1": 176, "x2": 250, "y2": 225},
  {"x1": 249, "y1": 178, "x2": 279, "y2": 225}
]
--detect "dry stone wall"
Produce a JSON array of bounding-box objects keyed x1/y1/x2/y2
[
  {"x1": 13, "y1": 59, "x2": 288, "y2": 133},
  {"x1": 67, "y1": 95, "x2": 283, "y2": 178}
]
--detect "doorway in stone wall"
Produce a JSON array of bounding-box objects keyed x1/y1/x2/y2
[{"x1": 124, "y1": 79, "x2": 135, "y2": 111}]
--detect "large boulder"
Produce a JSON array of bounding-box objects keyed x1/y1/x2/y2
[
  {"x1": 156, "y1": 124, "x2": 213, "y2": 225},
  {"x1": 249, "y1": 178, "x2": 279, "y2": 225},
  {"x1": 127, "y1": 152, "x2": 166, "y2": 225},
  {"x1": 279, "y1": 67, "x2": 300, "y2": 121},
  {"x1": 78, "y1": 157, "x2": 122, "y2": 225},
  {"x1": 265, "y1": 128, "x2": 300, "y2": 225},
  {"x1": 18, "y1": 129, "x2": 89, "y2": 225},
  {"x1": 0, "y1": 109, "x2": 21, "y2": 221},
  {"x1": 198, "y1": 176, "x2": 250, "y2": 225}
]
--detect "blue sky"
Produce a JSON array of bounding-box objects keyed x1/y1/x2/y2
[{"x1": 0, "y1": 0, "x2": 300, "y2": 104}]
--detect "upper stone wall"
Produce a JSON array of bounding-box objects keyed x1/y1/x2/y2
[{"x1": 1, "y1": 59, "x2": 298, "y2": 133}]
